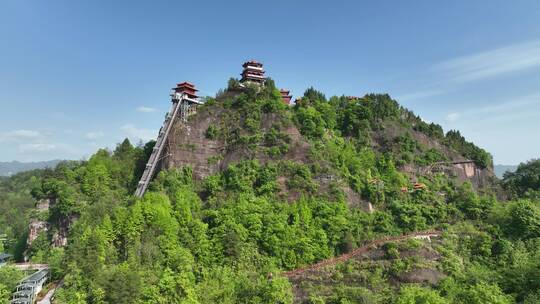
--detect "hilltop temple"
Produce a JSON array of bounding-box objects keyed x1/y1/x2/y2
[
  {"x1": 280, "y1": 89, "x2": 292, "y2": 105},
  {"x1": 240, "y1": 60, "x2": 266, "y2": 84},
  {"x1": 173, "y1": 81, "x2": 199, "y2": 101}
]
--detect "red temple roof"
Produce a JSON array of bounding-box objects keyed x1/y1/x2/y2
[
  {"x1": 280, "y1": 89, "x2": 292, "y2": 105},
  {"x1": 176, "y1": 82, "x2": 198, "y2": 90},
  {"x1": 242, "y1": 60, "x2": 263, "y2": 68},
  {"x1": 240, "y1": 60, "x2": 266, "y2": 83},
  {"x1": 172, "y1": 81, "x2": 199, "y2": 99}
]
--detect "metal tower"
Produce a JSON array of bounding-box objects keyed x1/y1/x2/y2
[{"x1": 134, "y1": 83, "x2": 202, "y2": 198}]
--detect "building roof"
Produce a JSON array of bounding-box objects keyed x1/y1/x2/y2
[
  {"x1": 11, "y1": 300, "x2": 32, "y2": 304},
  {"x1": 23, "y1": 269, "x2": 48, "y2": 283},
  {"x1": 16, "y1": 283, "x2": 34, "y2": 291},
  {"x1": 242, "y1": 60, "x2": 263, "y2": 68},
  {"x1": 175, "y1": 82, "x2": 198, "y2": 91},
  {"x1": 12, "y1": 290, "x2": 33, "y2": 297}
]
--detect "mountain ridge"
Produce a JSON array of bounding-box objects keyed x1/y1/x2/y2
[
  {"x1": 0, "y1": 159, "x2": 62, "y2": 176},
  {"x1": 2, "y1": 77, "x2": 536, "y2": 304},
  {"x1": 494, "y1": 164, "x2": 518, "y2": 178}
]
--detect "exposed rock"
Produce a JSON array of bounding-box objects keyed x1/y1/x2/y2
[
  {"x1": 288, "y1": 236, "x2": 446, "y2": 303},
  {"x1": 163, "y1": 105, "x2": 312, "y2": 180},
  {"x1": 402, "y1": 156, "x2": 494, "y2": 190},
  {"x1": 372, "y1": 121, "x2": 495, "y2": 189},
  {"x1": 163, "y1": 107, "x2": 225, "y2": 180},
  {"x1": 51, "y1": 216, "x2": 76, "y2": 248},
  {"x1": 426, "y1": 161, "x2": 495, "y2": 189},
  {"x1": 27, "y1": 220, "x2": 48, "y2": 246},
  {"x1": 396, "y1": 268, "x2": 446, "y2": 285},
  {"x1": 52, "y1": 229, "x2": 68, "y2": 247},
  {"x1": 35, "y1": 198, "x2": 54, "y2": 211},
  {"x1": 399, "y1": 246, "x2": 441, "y2": 260}
]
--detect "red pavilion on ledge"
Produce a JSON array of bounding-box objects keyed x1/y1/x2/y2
[
  {"x1": 173, "y1": 82, "x2": 199, "y2": 101},
  {"x1": 241, "y1": 60, "x2": 266, "y2": 84},
  {"x1": 280, "y1": 89, "x2": 292, "y2": 105}
]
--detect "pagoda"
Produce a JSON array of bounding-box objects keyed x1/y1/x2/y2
[
  {"x1": 173, "y1": 81, "x2": 199, "y2": 101},
  {"x1": 171, "y1": 81, "x2": 202, "y2": 122},
  {"x1": 280, "y1": 89, "x2": 292, "y2": 105},
  {"x1": 240, "y1": 60, "x2": 266, "y2": 84}
]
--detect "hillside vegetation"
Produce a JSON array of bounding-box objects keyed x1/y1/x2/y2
[{"x1": 1, "y1": 80, "x2": 539, "y2": 304}]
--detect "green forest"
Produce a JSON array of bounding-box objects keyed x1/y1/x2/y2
[{"x1": 1, "y1": 81, "x2": 540, "y2": 304}]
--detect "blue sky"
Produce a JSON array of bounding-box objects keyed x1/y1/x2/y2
[{"x1": 1, "y1": 0, "x2": 539, "y2": 164}]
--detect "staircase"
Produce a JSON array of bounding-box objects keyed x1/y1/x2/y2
[{"x1": 134, "y1": 93, "x2": 185, "y2": 197}]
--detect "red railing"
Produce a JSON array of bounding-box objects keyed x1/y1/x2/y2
[{"x1": 282, "y1": 230, "x2": 440, "y2": 277}]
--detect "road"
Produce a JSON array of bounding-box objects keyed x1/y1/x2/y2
[{"x1": 12, "y1": 263, "x2": 48, "y2": 271}]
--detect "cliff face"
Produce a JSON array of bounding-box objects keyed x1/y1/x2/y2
[
  {"x1": 162, "y1": 106, "x2": 225, "y2": 180},
  {"x1": 161, "y1": 102, "x2": 377, "y2": 210},
  {"x1": 26, "y1": 198, "x2": 52, "y2": 247},
  {"x1": 162, "y1": 104, "x2": 311, "y2": 180},
  {"x1": 26, "y1": 198, "x2": 70, "y2": 249},
  {"x1": 451, "y1": 162, "x2": 494, "y2": 188},
  {"x1": 372, "y1": 121, "x2": 495, "y2": 189},
  {"x1": 161, "y1": 93, "x2": 495, "y2": 200},
  {"x1": 288, "y1": 235, "x2": 446, "y2": 303},
  {"x1": 27, "y1": 219, "x2": 47, "y2": 246}
]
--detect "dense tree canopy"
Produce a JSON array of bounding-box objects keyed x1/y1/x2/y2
[
  {"x1": 0, "y1": 82, "x2": 534, "y2": 303},
  {"x1": 503, "y1": 159, "x2": 540, "y2": 199}
]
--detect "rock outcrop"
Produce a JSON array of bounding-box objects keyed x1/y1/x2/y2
[
  {"x1": 372, "y1": 121, "x2": 495, "y2": 189},
  {"x1": 27, "y1": 220, "x2": 48, "y2": 246},
  {"x1": 163, "y1": 105, "x2": 312, "y2": 180},
  {"x1": 26, "y1": 197, "x2": 70, "y2": 248},
  {"x1": 36, "y1": 198, "x2": 52, "y2": 211}
]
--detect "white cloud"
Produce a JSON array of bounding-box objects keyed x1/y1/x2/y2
[
  {"x1": 445, "y1": 92, "x2": 540, "y2": 123},
  {"x1": 470, "y1": 93, "x2": 540, "y2": 115},
  {"x1": 120, "y1": 124, "x2": 156, "y2": 142},
  {"x1": 136, "y1": 106, "x2": 158, "y2": 113},
  {"x1": 85, "y1": 131, "x2": 104, "y2": 140},
  {"x1": 396, "y1": 90, "x2": 443, "y2": 102},
  {"x1": 445, "y1": 112, "x2": 460, "y2": 122},
  {"x1": 434, "y1": 41, "x2": 540, "y2": 82},
  {"x1": 0, "y1": 129, "x2": 41, "y2": 142},
  {"x1": 10, "y1": 130, "x2": 40, "y2": 138},
  {"x1": 18, "y1": 143, "x2": 57, "y2": 153}
]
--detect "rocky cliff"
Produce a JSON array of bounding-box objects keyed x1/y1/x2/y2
[
  {"x1": 163, "y1": 103, "x2": 311, "y2": 181},
  {"x1": 372, "y1": 121, "x2": 495, "y2": 189}
]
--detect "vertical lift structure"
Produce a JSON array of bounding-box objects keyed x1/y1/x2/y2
[{"x1": 134, "y1": 82, "x2": 202, "y2": 197}]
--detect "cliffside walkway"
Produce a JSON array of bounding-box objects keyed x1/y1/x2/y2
[
  {"x1": 282, "y1": 231, "x2": 440, "y2": 278},
  {"x1": 419, "y1": 160, "x2": 477, "y2": 177},
  {"x1": 433, "y1": 160, "x2": 474, "y2": 166}
]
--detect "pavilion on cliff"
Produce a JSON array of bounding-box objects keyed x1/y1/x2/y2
[
  {"x1": 240, "y1": 60, "x2": 266, "y2": 84},
  {"x1": 280, "y1": 89, "x2": 292, "y2": 105}
]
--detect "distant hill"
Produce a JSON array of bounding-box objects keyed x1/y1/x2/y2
[
  {"x1": 494, "y1": 164, "x2": 518, "y2": 178},
  {"x1": 0, "y1": 160, "x2": 62, "y2": 176}
]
